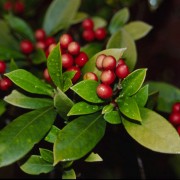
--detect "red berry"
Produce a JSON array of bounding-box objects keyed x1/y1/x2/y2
[
  {"x1": 60, "y1": 34, "x2": 73, "y2": 49},
  {"x1": 35, "y1": 29, "x2": 46, "y2": 41},
  {"x1": 45, "y1": 37, "x2": 56, "y2": 47},
  {"x1": 169, "y1": 112, "x2": 180, "y2": 126},
  {"x1": 48, "y1": 43, "x2": 57, "y2": 53},
  {"x1": 172, "y1": 102, "x2": 180, "y2": 113},
  {"x1": 3, "y1": 1, "x2": 12, "y2": 11},
  {"x1": 116, "y1": 59, "x2": 125, "y2": 67},
  {"x1": 96, "y1": 54, "x2": 106, "y2": 70},
  {"x1": 102, "y1": 55, "x2": 116, "y2": 70},
  {"x1": 14, "y1": 1, "x2": 25, "y2": 14},
  {"x1": 100, "y1": 70, "x2": 116, "y2": 85},
  {"x1": 83, "y1": 72, "x2": 98, "y2": 81},
  {"x1": 0, "y1": 61, "x2": 6, "y2": 74},
  {"x1": 67, "y1": 66, "x2": 81, "y2": 83},
  {"x1": 75, "y1": 52, "x2": 88, "y2": 67},
  {"x1": 176, "y1": 126, "x2": 180, "y2": 135},
  {"x1": 43, "y1": 68, "x2": 51, "y2": 82},
  {"x1": 62, "y1": 53, "x2": 74, "y2": 69},
  {"x1": 82, "y1": 18, "x2": 94, "y2": 30},
  {"x1": 35, "y1": 41, "x2": 46, "y2": 50},
  {"x1": 95, "y1": 27, "x2": 107, "y2": 40},
  {"x1": 20, "y1": 40, "x2": 34, "y2": 54},
  {"x1": 96, "y1": 83, "x2": 113, "y2": 99},
  {"x1": 82, "y1": 30, "x2": 95, "y2": 42},
  {"x1": 0, "y1": 77, "x2": 12, "y2": 91},
  {"x1": 115, "y1": 64, "x2": 129, "y2": 79},
  {"x1": 67, "y1": 41, "x2": 80, "y2": 56}
]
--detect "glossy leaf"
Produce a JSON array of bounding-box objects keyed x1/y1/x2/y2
[
  {"x1": 54, "y1": 88, "x2": 74, "y2": 120},
  {"x1": 5, "y1": 14, "x2": 35, "y2": 42},
  {"x1": 104, "y1": 111, "x2": 121, "y2": 124},
  {"x1": 123, "y1": 108, "x2": 180, "y2": 154},
  {"x1": 31, "y1": 49, "x2": 46, "y2": 64},
  {"x1": 0, "y1": 107, "x2": 57, "y2": 167},
  {"x1": 132, "y1": 84, "x2": 149, "y2": 107},
  {"x1": 117, "y1": 96, "x2": 141, "y2": 122},
  {"x1": 72, "y1": 12, "x2": 88, "y2": 24},
  {"x1": 121, "y1": 68, "x2": 147, "y2": 97},
  {"x1": 45, "y1": 125, "x2": 61, "y2": 144},
  {"x1": 62, "y1": 71, "x2": 75, "y2": 92},
  {"x1": 102, "y1": 103, "x2": 114, "y2": 114},
  {"x1": 20, "y1": 155, "x2": 53, "y2": 175},
  {"x1": 5, "y1": 69, "x2": 54, "y2": 97},
  {"x1": 85, "y1": 152, "x2": 103, "y2": 162},
  {"x1": 54, "y1": 113, "x2": 106, "y2": 164},
  {"x1": 39, "y1": 148, "x2": 53, "y2": 164},
  {"x1": 62, "y1": 169, "x2": 76, "y2": 179},
  {"x1": 71, "y1": 80, "x2": 104, "y2": 103},
  {"x1": 43, "y1": 0, "x2": 81, "y2": 35},
  {"x1": 92, "y1": 16, "x2": 107, "y2": 29},
  {"x1": 4, "y1": 90, "x2": 53, "y2": 109},
  {"x1": 109, "y1": 8, "x2": 130, "y2": 34},
  {"x1": 81, "y1": 48, "x2": 126, "y2": 78},
  {"x1": 106, "y1": 28, "x2": 137, "y2": 71},
  {"x1": 68, "y1": 101, "x2": 101, "y2": 116},
  {"x1": 148, "y1": 81, "x2": 180, "y2": 113},
  {"x1": 47, "y1": 43, "x2": 63, "y2": 90},
  {"x1": 124, "y1": 21, "x2": 152, "y2": 41}
]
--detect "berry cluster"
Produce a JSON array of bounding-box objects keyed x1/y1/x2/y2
[
  {"x1": 81, "y1": 18, "x2": 107, "y2": 42},
  {"x1": 0, "y1": 60, "x2": 12, "y2": 91},
  {"x1": 3, "y1": 0, "x2": 25, "y2": 14},
  {"x1": 169, "y1": 102, "x2": 180, "y2": 135},
  {"x1": 84, "y1": 54, "x2": 129, "y2": 99}
]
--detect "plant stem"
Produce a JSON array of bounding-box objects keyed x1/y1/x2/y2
[{"x1": 136, "y1": 153, "x2": 146, "y2": 179}]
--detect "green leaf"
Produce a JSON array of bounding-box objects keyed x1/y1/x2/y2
[
  {"x1": 0, "y1": 100, "x2": 6, "y2": 116},
  {"x1": 31, "y1": 49, "x2": 46, "y2": 64},
  {"x1": 9, "y1": 59, "x2": 18, "y2": 71},
  {"x1": 47, "y1": 43, "x2": 63, "y2": 90},
  {"x1": 124, "y1": 21, "x2": 152, "y2": 41},
  {"x1": 148, "y1": 81, "x2": 180, "y2": 113},
  {"x1": 102, "y1": 103, "x2": 114, "y2": 114},
  {"x1": 5, "y1": 69, "x2": 54, "y2": 97},
  {"x1": 0, "y1": 107, "x2": 57, "y2": 167},
  {"x1": 122, "y1": 108, "x2": 180, "y2": 154},
  {"x1": 45, "y1": 125, "x2": 61, "y2": 144},
  {"x1": 62, "y1": 71, "x2": 75, "y2": 92},
  {"x1": 68, "y1": 101, "x2": 101, "y2": 116},
  {"x1": 81, "y1": 48, "x2": 126, "y2": 78},
  {"x1": 146, "y1": 91, "x2": 159, "y2": 110},
  {"x1": 117, "y1": 96, "x2": 141, "y2": 122},
  {"x1": 121, "y1": 68, "x2": 147, "y2": 96},
  {"x1": 132, "y1": 84, "x2": 149, "y2": 107},
  {"x1": 71, "y1": 80, "x2": 104, "y2": 103},
  {"x1": 104, "y1": 111, "x2": 121, "y2": 124},
  {"x1": 5, "y1": 14, "x2": 35, "y2": 42},
  {"x1": 85, "y1": 152, "x2": 103, "y2": 162},
  {"x1": 109, "y1": 8, "x2": 130, "y2": 34},
  {"x1": 54, "y1": 112, "x2": 106, "y2": 164},
  {"x1": 92, "y1": 16, "x2": 107, "y2": 29},
  {"x1": 4, "y1": 90, "x2": 53, "y2": 109},
  {"x1": 43, "y1": 0, "x2": 81, "y2": 35},
  {"x1": 39, "y1": 148, "x2": 53, "y2": 164},
  {"x1": 20, "y1": 155, "x2": 53, "y2": 175},
  {"x1": 62, "y1": 169, "x2": 76, "y2": 179},
  {"x1": 0, "y1": 46, "x2": 25, "y2": 60},
  {"x1": 72, "y1": 12, "x2": 88, "y2": 24},
  {"x1": 54, "y1": 88, "x2": 74, "y2": 120}
]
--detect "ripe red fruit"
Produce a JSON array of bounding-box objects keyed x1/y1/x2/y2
[
  {"x1": 35, "y1": 41, "x2": 46, "y2": 50},
  {"x1": 75, "y1": 52, "x2": 88, "y2": 67},
  {"x1": 169, "y1": 112, "x2": 180, "y2": 126},
  {"x1": 62, "y1": 53, "x2": 74, "y2": 69},
  {"x1": 115, "y1": 64, "x2": 129, "y2": 79},
  {"x1": 67, "y1": 66, "x2": 81, "y2": 83},
  {"x1": 100, "y1": 70, "x2": 116, "y2": 85},
  {"x1": 102, "y1": 55, "x2": 116, "y2": 70},
  {"x1": 0, "y1": 77, "x2": 12, "y2": 91},
  {"x1": 96, "y1": 54, "x2": 106, "y2": 70},
  {"x1": 116, "y1": 58, "x2": 125, "y2": 67},
  {"x1": 176, "y1": 126, "x2": 180, "y2": 135},
  {"x1": 67, "y1": 41, "x2": 80, "y2": 56},
  {"x1": 96, "y1": 83, "x2": 113, "y2": 99},
  {"x1": 45, "y1": 37, "x2": 56, "y2": 47},
  {"x1": 48, "y1": 43, "x2": 57, "y2": 53},
  {"x1": 83, "y1": 72, "x2": 98, "y2": 81},
  {"x1": 14, "y1": 1, "x2": 25, "y2": 14},
  {"x1": 95, "y1": 27, "x2": 107, "y2": 40},
  {"x1": 35, "y1": 29, "x2": 46, "y2": 41},
  {"x1": 172, "y1": 102, "x2": 180, "y2": 113},
  {"x1": 43, "y1": 68, "x2": 51, "y2": 82},
  {"x1": 82, "y1": 30, "x2": 95, "y2": 42},
  {"x1": 60, "y1": 34, "x2": 73, "y2": 49},
  {"x1": 3, "y1": 1, "x2": 12, "y2": 11},
  {"x1": 82, "y1": 18, "x2": 94, "y2": 30},
  {"x1": 0, "y1": 61, "x2": 6, "y2": 74},
  {"x1": 20, "y1": 40, "x2": 34, "y2": 54}
]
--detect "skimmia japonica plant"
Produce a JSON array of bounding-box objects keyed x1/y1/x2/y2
[{"x1": 0, "y1": 0, "x2": 180, "y2": 179}]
